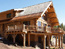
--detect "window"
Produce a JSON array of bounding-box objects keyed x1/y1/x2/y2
[
  {"x1": 38, "y1": 21, "x2": 41, "y2": 26},
  {"x1": 48, "y1": 25, "x2": 51, "y2": 27},
  {"x1": 43, "y1": 24, "x2": 47, "y2": 27},
  {"x1": 44, "y1": 16, "x2": 47, "y2": 21},
  {"x1": 41, "y1": 16, "x2": 44, "y2": 19},
  {"x1": 7, "y1": 13, "x2": 11, "y2": 18},
  {"x1": 23, "y1": 21, "x2": 30, "y2": 25}
]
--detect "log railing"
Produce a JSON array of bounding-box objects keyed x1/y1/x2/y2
[
  {"x1": 5, "y1": 25, "x2": 22, "y2": 32},
  {"x1": 25, "y1": 25, "x2": 45, "y2": 32},
  {"x1": 5, "y1": 25, "x2": 63, "y2": 33},
  {"x1": 51, "y1": 28, "x2": 63, "y2": 33},
  {"x1": 22, "y1": 25, "x2": 52, "y2": 33},
  {"x1": 46, "y1": 26, "x2": 51, "y2": 33}
]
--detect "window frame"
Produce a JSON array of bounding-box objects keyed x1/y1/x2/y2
[
  {"x1": 6, "y1": 13, "x2": 11, "y2": 18},
  {"x1": 37, "y1": 21, "x2": 41, "y2": 26}
]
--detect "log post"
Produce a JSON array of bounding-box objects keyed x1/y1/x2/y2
[
  {"x1": 35, "y1": 35, "x2": 38, "y2": 42},
  {"x1": 23, "y1": 24, "x2": 26, "y2": 32},
  {"x1": 23, "y1": 34, "x2": 26, "y2": 47},
  {"x1": 48, "y1": 35, "x2": 50, "y2": 49},
  {"x1": 58, "y1": 35, "x2": 60, "y2": 49},
  {"x1": 12, "y1": 34, "x2": 17, "y2": 44},
  {"x1": 56, "y1": 35, "x2": 57, "y2": 47},
  {"x1": 61, "y1": 35, "x2": 63, "y2": 49},
  {"x1": 14, "y1": 25, "x2": 15, "y2": 31},
  {"x1": 44, "y1": 26, "x2": 47, "y2": 33},
  {"x1": 4, "y1": 34, "x2": 8, "y2": 40},
  {"x1": 55, "y1": 35, "x2": 57, "y2": 49},
  {"x1": 28, "y1": 33, "x2": 30, "y2": 46},
  {"x1": 43, "y1": 35, "x2": 46, "y2": 49},
  {"x1": 35, "y1": 35, "x2": 38, "y2": 46}
]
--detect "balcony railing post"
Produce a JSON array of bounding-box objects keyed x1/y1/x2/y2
[
  {"x1": 23, "y1": 24, "x2": 26, "y2": 32},
  {"x1": 14, "y1": 25, "x2": 15, "y2": 32},
  {"x1": 36, "y1": 26, "x2": 37, "y2": 32},
  {"x1": 44, "y1": 26, "x2": 47, "y2": 33}
]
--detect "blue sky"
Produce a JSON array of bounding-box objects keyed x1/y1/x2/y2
[{"x1": 0, "y1": 0, "x2": 65, "y2": 25}]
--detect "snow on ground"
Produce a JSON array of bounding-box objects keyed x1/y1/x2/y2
[
  {"x1": 7, "y1": 45, "x2": 35, "y2": 49},
  {"x1": 0, "y1": 42, "x2": 35, "y2": 49}
]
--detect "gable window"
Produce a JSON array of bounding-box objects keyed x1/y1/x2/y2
[
  {"x1": 41, "y1": 16, "x2": 44, "y2": 19},
  {"x1": 38, "y1": 21, "x2": 41, "y2": 26},
  {"x1": 7, "y1": 13, "x2": 11, "y2": 18}
]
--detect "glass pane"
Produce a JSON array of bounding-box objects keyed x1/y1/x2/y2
[
  {"x1": 43, "y1": 23, "x2": 46, "y2": 27},
  {"x1": 38, "y1": 21, "x2": 41, "y2": 26},
  {"x1": 7, "y1": 13, "x2": 11, "y2": 18},
  {"x1": 23, "y1": 21, "x2": 30, "y2": 25},
  {"x1": 41, "y1": 16, "x2": 44, "y2": 19}
]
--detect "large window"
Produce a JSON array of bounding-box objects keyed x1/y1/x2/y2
[
  {"x1": 41, "y1": 16, "x2": 44, "y2": 19},
  {"x1": 23, "y1": 21, "x2": 30, "y2": 25},
  {"x1": 7, "y1": 13, "x2": 11, "y2": 18},
  {"x1": 38, "y1": 21, "x2": 41, "y2": 26}
]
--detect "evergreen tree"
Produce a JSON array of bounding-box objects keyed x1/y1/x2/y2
[
  {"x1": 60, "y1": 23, "x2": 63, "y2": 29},
  {"x1": 63, "y1": 25, "x2": 65, "y2": 31}
]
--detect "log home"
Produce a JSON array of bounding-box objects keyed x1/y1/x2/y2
[{"x1": 0, "y1": 1, "x2": 64, "y2": 49}]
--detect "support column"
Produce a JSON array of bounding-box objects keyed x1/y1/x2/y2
[
  {"x1": 35, "y1": 35, "x2": 38, "y2": 46},
  {"x1": 23, "y1": 34, "x2": 26, "y2": 47},
  {"x1": 35, "y1": 35, "x2": 38, "y2": 42},
  {"x1": 55, "y1": 35, "x2": 57, "y2": 49},
  {"x1": 58, "y1": 35, "x2": 60, "y2": 48},
  {"x1": 28, "y1": 33, "x2": 30, "y2": 46},
  {"x1": 61, "y1": 35, "x2": 63, "y2": 49},
  {"x1": 48, "y1": 35, "x2": 50, "y2": 49},
  {"x1": 4, "y1": 34, "x2": 8, "y2": 39},
  {"x1": 43, "y1": 35, "x2": 46, "y2": 49},
  {"x1": 12, "y1": 34, "x2": 17, "y2": 44},
  {"x1": 56, "y1": 35, "x2": 57, "y2": 47}
]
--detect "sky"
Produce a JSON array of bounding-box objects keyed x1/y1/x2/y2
[{"x1": 0, "y1": 0, "x2": 65, "y2": 25}]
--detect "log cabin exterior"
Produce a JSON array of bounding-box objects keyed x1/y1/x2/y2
[{"x1": 0, "y1": 1, "x2": 64, "y2": 49}]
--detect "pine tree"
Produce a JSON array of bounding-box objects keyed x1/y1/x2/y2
[{"x1": 60, "y1": 23, "x2": 63, "y2": 29}]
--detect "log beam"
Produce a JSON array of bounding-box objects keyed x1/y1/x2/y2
[{"x1": 48, "y1": 12, "x2": 55, "y2": 14}]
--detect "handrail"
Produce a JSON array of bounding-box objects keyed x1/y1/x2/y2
[
  {"x1": 5, "y1": 25, "x2": 64, "y2": 33},
  {"x1": 25, "y1": 25, "x2": 45, "y2": 32},
  {"x1": 5, "y1": 25, "x2": 22, "y2": 32},
  {"x1": 46, "y1": 27, "x2": 51, "y2": 33},
  {"x1": 51, "y1": 28, "x2": 64, "y2": 33}
]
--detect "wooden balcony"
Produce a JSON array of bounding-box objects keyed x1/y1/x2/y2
[
  {"x1": 5, "y1": 25, "x2": 64, "y2": 34},
  {"x1": 51, "y1": 28, "x2": 64, "y2": 33},
  {"x1": 24, "y1": 25, "x2": 52, "y2": 33}
]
